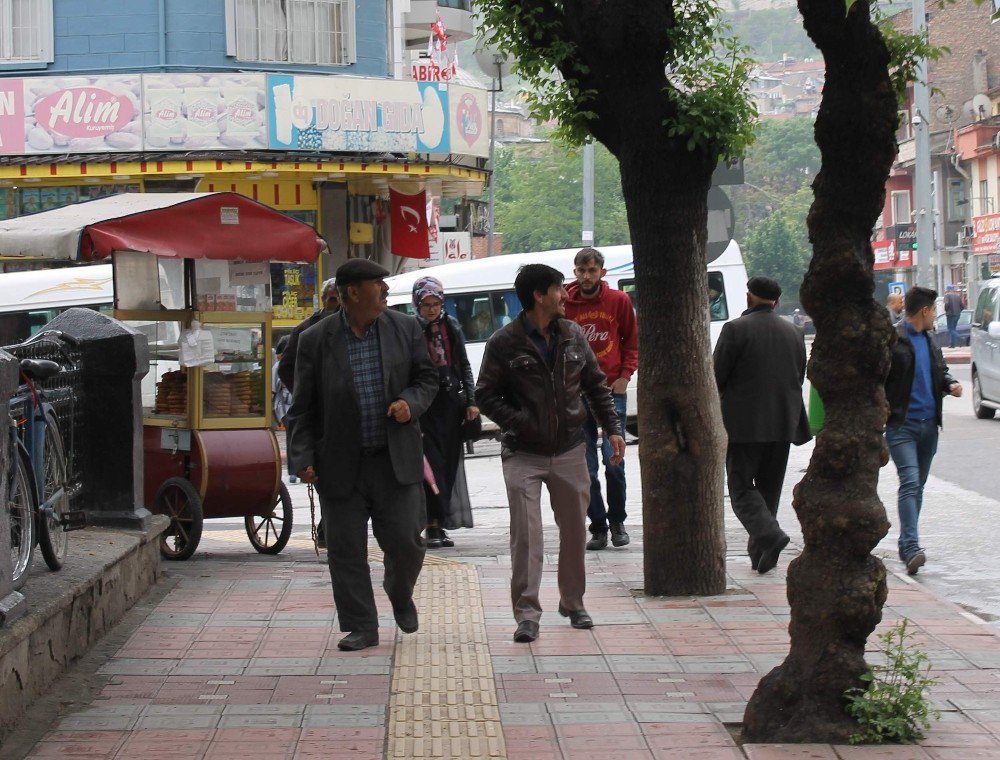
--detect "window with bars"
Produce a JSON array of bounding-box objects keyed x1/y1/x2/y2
[
  {"x1": 226, "y1": 0, "x2": 356, "y2": 66},
  {"x1": 0, "y1": 0, "x2": 52, "y2": 62}
]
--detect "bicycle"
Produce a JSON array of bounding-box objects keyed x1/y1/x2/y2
[{"x1": 7, "y1": 330, "x2": 85, "y2": 591}]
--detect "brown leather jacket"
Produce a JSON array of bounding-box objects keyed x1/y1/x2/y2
[{"x1": 476, "y1": 313, "x2": 621, "y2": 456}]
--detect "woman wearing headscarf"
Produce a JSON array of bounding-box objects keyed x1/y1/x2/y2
[{"x1": 413, "y1": 276, "x2": 479, "y2": 548}]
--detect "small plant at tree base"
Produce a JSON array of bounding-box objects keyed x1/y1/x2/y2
[{"x1": 845, "y1": 619, "x2": 940, "y2": 744}]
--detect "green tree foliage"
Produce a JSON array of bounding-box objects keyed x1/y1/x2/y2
[
  {"x1": 493, "y1": 141, "x2": 630, "y2": 253},
  {"x1": 743, "y1": 198, "x2": 811, "y2": 305},
  {"x1": 732, "y1": 118, "x2": 820, "y2": 307}
]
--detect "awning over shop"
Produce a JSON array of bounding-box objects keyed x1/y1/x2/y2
[{"x1": 0, "y1": 192, "x2": 324, "y2": 263}]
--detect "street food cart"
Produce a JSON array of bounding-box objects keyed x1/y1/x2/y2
[{"x1": 0, "y1": 192, "x2": 324, "y2": 560}]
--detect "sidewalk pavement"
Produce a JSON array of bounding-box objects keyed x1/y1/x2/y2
[{"x1": 13, "y1": 441, "x2": 1000, "y2": 760}]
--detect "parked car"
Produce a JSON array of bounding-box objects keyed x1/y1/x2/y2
[
  {"x1": 934, "y1": 309, "x2": 971, "y2": 347},
  {"x1": 970, "y1": 281, "x2": 1000, "y2": 418}
]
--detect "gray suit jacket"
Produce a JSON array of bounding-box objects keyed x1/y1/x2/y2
[
  {"x1": 713, "y1": 306, "x2": 812, "y2": 445},
  {"x1": 287, "y1": 308, "x2": 439, "y2": 499}
]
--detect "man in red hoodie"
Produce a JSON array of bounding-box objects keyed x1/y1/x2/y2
[{"x1": 565, "y1": 247, "x2": 639, "y2": 550}]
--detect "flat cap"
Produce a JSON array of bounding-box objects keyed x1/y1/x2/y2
[
  {"x1": 747, "y1": 276, "x2": 782, "y2": 301},
  {"x1": 336, "y1": 259, "x2": 390, "y2": 286}
]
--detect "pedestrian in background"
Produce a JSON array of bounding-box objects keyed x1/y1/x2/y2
[
  {"x1": 885, "y1": 286, "x2": 962, "y2": 575},
  {"x1": 477, "y1": 263, "x2": 625, "y2": 644},
  {"x1": 288, "y1": 259, "x2": 438, "y2": 651},
  {"x1": 279, "y1": 277, "x2": 339, "y2": 543},
  {"x1": 887, "y1": 292, "x2": 904, "y2": 325},
  {"x1": 713, "y1": 276, "x2": 811, "y2": 574},
  {"x1": 564, "y1": 247, "x2": 638, "y2": 551},
  {"x1": 272, "y1": 334, "x2": 293, "y2": 432},
  {"x1": 412, "y1": 276, "x2": 479, "y2": 549},
  {"x1": 943, "y1": 283, "x2": 964, "y2": 348}
]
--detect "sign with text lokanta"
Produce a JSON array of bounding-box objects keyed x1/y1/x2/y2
[{"x1": 0, "y1": 75, "x2": 141, "y2": 154}]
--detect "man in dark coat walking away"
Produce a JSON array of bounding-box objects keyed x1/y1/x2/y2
[{"x1": 713, "y1": 276, "x2": 812, "y2": 574}]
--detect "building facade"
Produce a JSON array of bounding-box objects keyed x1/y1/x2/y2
[
  {"x1": 0, "y1": 0, "x2": 487, "y2": 326},
  {"x1": 873, "y1": 2, "x2": 1000, "y2": 303}
]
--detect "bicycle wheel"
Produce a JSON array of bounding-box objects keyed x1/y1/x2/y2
[
  {"x1": 38, "y1": 413, "x2": 70, "y2": 571},
  {"x1": 245, "y1": 482, "x2": 293, "y2": 555},
  {"x1": 152, "y1": 477, "x2": 204, "y2": 561},
  {"x1": 8, "y1": 443, "x2": 35, "y2": 590}
]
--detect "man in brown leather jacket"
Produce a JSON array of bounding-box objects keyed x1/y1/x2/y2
[{"x1": 477, "y1": 263, "x2": 625, "y2": 644}]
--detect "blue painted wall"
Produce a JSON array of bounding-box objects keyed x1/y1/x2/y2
[{"x1": 6, "y1": 0, "x2": 388, "y2": 77}]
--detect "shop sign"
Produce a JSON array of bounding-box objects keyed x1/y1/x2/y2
[
  {"x1": 973, "y1": 213, "x2": 1000, "y2": 256},
  {"x1": 142, "y1": 73, "x2": 266, "y2": 151},
  {"x1": 442, "y1": 232, "x2": 471, "y2": 262},
  {"x1": 0, "y1": 75, "x2": 142, "y2": 154},
  {"x1": 266, "y1": 74, "x2": 489, "y2": 159},
  {"x1": 873, "y1": 239, "x2": 897, "y2": 270}
]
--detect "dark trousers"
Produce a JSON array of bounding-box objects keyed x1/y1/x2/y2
[
  {"x1": 421, "y1": 382, "x2": 464, "y2": 524},
  {"x1": 320, "y1": 450, "x2": 427, "y2": 632},
  {"x1": 946, "y1": 314, "x2": 960, "y2": 347},
  {"x1": 726, "y1": 441, "x2": 791, "y2": 552},
  {"x1": 584, "y1": 392, "x2": 628, "y2": 534}
]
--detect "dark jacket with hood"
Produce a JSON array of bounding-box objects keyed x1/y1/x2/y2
[{"x1": 476, "y1": 313, "x2": 621, "y2": 456}]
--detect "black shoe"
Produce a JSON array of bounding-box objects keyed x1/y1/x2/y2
[
  {"x1": 610, "y1": 522, "x2": 630, "y2": 547},
  {"x1": 757, "y1": 534, "x2": 790, "y2": 574},
  {"x1": 513, "y1": 620, "x2": 539, "y2": 643},
  {"x1": 393, "y1": 600, "x2": 419, "y2": 633},
  {"x1": 438, "y1": 529, "x2": 454, "y2": 548},
  {"x1": 558, "y1": 604, "x2": 594, "y2": 629},
  {"x1": 425, "y1": 526, "x2": 443, "y2": 549},
  {"x1": 586, "y1": 533, "x2": 608, "y2": 550},
  {"x1": 337, "y1": 631, "x2": 379, "y2": 651},
  {"x1": 906, "y1": 550, "x2": 926, "y2": 576},
  {"x1": 748, "y1": 539, "x2": 761, "y2": 571}
]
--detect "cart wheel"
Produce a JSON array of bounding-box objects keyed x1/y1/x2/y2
[
  {"x1": 153, "y1": 477, "x2": 203, "y2": 561},
  {"x1": 246, "y1": 483, "x2": 293, "y2": 555}
]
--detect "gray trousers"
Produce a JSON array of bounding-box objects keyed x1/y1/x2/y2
[
  {"x1": 502, "y1": 443, "x2": 590, "y2": 624},
  {"x1": 319, "y1": 451, "x2": 427, "y2": 632}
]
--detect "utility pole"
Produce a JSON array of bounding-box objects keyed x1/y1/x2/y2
[
  {"x1": 912, "y1": 0, "x2": 934, "y2": 287},
  {"x1": 487, "y1": 80, "x2": 497, "y2": 257},
  {"x1": 582, "y1": 142, "x2": 594, "y2": 246}
]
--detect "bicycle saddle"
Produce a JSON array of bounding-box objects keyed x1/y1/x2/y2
[{"x1": 20, "y1": 358, "x2": 61, "y2": 381}]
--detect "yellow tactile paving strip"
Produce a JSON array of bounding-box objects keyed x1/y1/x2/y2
[{"x1": 388, "y1": 556, "x2": 507, "y2": 759}]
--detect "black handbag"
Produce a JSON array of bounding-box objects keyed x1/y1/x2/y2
[{"x1": 461, "y1": 413, "x2": 482, "y2": 442}]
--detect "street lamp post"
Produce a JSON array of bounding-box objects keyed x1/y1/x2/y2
[{"x1": 486, "y1": 55, "x2": 505, "y2": 258}]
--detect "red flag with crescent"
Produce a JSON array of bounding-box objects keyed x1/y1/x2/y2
[{"x1": 390, "y1": 188, "x2": 431, "y2": 259}]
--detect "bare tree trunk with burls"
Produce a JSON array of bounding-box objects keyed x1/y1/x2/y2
[{"x1": 743, "y1": 0, "x2": 898, "y2": 742}]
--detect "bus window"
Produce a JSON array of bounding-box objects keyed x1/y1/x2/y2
[
  {"x1": 492, "y1": 291, "x2": 521, "y2": 328},
  {"x1": 618, "y1": 279, "x2": 637, "y2": 310},
  {"x1": 708, "y1": 271, "x2": 728, "y2": 321}
]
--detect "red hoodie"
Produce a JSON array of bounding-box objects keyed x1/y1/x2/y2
[{"x1": 564, "y1": 281, "x2": 639, "y2": 386}]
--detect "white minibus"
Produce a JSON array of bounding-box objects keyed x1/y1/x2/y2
[
  {"x1": 0, "y1": 264, "x2": 114, "y2": 346},
  {"x1": 385, "y1": 241, "x2": 749, "y2": 435}
]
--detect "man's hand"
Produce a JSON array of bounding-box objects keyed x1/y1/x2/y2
[
  {"x1": 949, "y1": 382, "x2": 963, "y2": 398},
  {"x1": 608, "y1": 434, "x2": 626, "y2": 465},
  {"x1": 297, "y1": 465, "x2": 318, "y2": 484},
  {"x1": 388, "y1": 399, "x2": 412, "y2": 423},
  {"x1": 467, "y1": 405, "x2": 480, "y2": 421},
  {"x1": 611, "y1": 377, "x2": 629, "y2": 395}
]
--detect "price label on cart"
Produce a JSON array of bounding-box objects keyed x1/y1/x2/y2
[{"x1": 229, "y1": 260, "x2": 269, "y2": 285}]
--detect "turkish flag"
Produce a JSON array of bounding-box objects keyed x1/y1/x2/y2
[{"x1": 390, "y1": 188, "x2": 430, "y2": 259}]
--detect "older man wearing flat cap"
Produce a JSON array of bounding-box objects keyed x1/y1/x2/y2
[
  {"x1": 288, "y1": 258, "x2": 438, "y2": 651},
  {"x1": 713, "y1": 276, "x2": 811, "y2": 575}
]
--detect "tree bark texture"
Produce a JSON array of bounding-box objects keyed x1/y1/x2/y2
[
  {"x1": 551, "y1": 0, "x2": 728, "y2": 595},
  {"x1": 743, "y1": 0, "x2": 898, "y2": 742}
]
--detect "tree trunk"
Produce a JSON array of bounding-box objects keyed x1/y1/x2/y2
[
  {"x1": 618, "y1": 142, "x2": 728, "y2": 596},
  {"x1": 743, "y1": 0, "x2": 899, "y2": 742}
]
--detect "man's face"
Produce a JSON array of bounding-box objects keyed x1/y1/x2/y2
[
  {"x1": 348, "y1": 278, "x2": 388, "y2": 314},
  {"x1": 574, "y1": 260, "x2": 606, "y2": 296},
  {"x1": 888, "y1": 294, "x2": 903, "y2": 311},
  {"x1": 917, "y1": 304, "x2": 935, "y2": 331},
  {"x1": 323, "y1": 289, "x2": 341, "y2": 312},
  {"x1": 536, "y1": 283, "x2": 568, "y2": 320}
]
